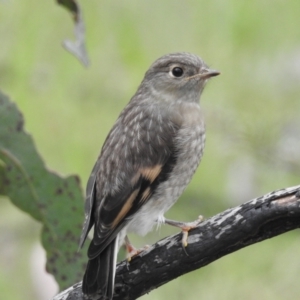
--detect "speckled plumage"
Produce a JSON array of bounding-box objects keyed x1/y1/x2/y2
[{"x1": 79, "y1": 52, "x2": 219, "y2": 299}]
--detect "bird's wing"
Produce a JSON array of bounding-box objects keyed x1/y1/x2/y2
[
  {"x1": 80, "y1": 103, "x2": 182, "y2": 258},
  {"x1": 79, "y1": 160, "x2": 100, "y2": 249}
]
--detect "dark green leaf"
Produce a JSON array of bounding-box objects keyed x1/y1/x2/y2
[{"x1": 0, "y1": 91, "x2": 88, "y2": 290}]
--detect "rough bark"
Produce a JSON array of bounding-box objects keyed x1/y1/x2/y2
[{"x1": 52, "y1": 185, "x2": 300, "y2": 300}]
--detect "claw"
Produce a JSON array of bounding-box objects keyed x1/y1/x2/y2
[
  {"x1": 124, "y1": 235, "x2": 149, "y2": 261},
  {"x1": 164, "y1": 215, "x2": 204, "y2": 247}
]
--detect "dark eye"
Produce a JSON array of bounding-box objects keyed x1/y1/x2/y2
[{"x1": 171, "y1": 67, "x2": 184, "y2": 77}]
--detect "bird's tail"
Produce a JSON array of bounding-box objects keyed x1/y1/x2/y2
[{"x1": 82, "y1": 238, "x2": 118, "y2": 299}]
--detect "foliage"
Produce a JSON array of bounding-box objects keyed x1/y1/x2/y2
[{"x1": 0, "y1": 91, "x2": 88, "y2": 290}]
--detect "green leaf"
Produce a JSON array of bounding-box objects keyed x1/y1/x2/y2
[{"x1": 0, "y1": 91, "x2": 88, "y2": 290}]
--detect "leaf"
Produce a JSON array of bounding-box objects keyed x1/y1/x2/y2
[{"x1": 0, "y1": 91, "x2": 88, "y2": 290}]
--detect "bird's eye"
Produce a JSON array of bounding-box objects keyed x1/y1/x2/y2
[{"x1": 170, "y1": 67, "x2": 184, "y2": 78}]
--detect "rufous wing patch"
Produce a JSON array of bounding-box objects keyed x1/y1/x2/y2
[
  {"x1": 111, "y1": 188, "x2": 140, "y2": 228},
  {"x1": 130, "y1": 172, "x2": 141, "y2": 186},
  {"x1": 140, "y1": 187, "x2": 151, "y2": 203},
  {"x1": 139, "y1": 164, "x2": 162, "y2": 183}
]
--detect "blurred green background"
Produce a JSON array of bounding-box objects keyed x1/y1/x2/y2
[{"x1": 1, "y1": 0, "x2": 300, "y2": 299}]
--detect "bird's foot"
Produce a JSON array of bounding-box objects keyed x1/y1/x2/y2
[
  {"x1": 124, "y1": 236, "x2": 149, "y2": 262},
  {"x1": 164, "y1": 215, "x2": 204, "y2": 247}
]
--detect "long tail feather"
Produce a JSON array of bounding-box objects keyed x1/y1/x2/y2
[{"x1": 82, "y1": 238, "x2": 118, "y2": 299}]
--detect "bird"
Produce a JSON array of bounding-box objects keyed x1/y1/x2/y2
[{"x1": 79, "y1": 52, "x2": 220, "y2": 299}]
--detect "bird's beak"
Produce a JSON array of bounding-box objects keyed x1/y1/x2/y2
[{"x1": 199, "y1": 69, "x2": 220, "y2": 79}]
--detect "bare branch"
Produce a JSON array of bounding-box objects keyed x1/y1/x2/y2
[{"x1": 52, "y1": 185, "x2": 300, "y2": 300}]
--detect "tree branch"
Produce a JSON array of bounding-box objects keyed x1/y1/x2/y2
[{"x1": 53, "y1": 185, "x2": 300, "y2": 300}]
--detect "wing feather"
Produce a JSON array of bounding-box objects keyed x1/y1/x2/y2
[{"x1": 79, "y1": 161, "x2": 100, "y2": 249}]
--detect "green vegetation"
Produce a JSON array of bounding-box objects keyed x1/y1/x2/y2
[{"x1": 0, "y1": 0, "x2": 299, "y2": 299}]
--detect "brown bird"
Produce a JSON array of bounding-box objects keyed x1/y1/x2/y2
[{"x1": 79, "y1": 52, "x2": 220, "y2": 299}]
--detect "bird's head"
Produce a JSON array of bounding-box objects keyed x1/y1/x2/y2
[{"x1": 141, "y1": 52, "x2": 220, "y2": 102}]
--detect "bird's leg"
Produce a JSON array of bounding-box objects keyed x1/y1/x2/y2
[
  {"x1": 124, "y1": 235, "x2": 149, "y2": 262},
  {"x1": 124, "y1": 235, "x2": 138, "y2": 261},
  {"x1": 163, "y1": 215, "x2": 204, "y2": 247}
]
